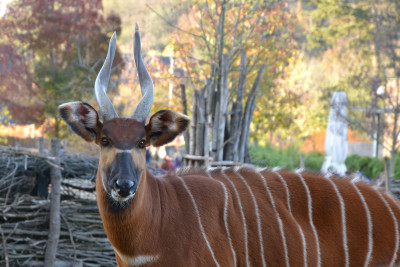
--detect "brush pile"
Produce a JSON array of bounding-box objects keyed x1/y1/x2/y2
[
  {"x1": 0, "y1": 196, "x2": 116, "y2": 266},
  {"x1": 0, "y1": 147, "x2": 165, "y2": 266}
]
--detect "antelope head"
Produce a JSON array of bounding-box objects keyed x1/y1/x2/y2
[{"x1": 59, "y1": 24, "x2": 190, "y2": 205}]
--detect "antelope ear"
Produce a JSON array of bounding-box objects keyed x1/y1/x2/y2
[
  {"x1": 145, "y1": 110, "x2": 190, "y2": 147},
  {"x1": 58, "y1": 102, "x2": 101, "y2": 142}
]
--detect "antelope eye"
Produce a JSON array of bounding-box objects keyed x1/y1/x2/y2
[
  {"x1": 100, "y1": 137, "x2": 110, "y2": 147},
  {"x1": 138, "y1": 139, "x2": 146, "y2": 149}
]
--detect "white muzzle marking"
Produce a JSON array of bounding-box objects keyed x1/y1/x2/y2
[{"x1": 111, "y1": 189, "x2": 135, "y2": 202}]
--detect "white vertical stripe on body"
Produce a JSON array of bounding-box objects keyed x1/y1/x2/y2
[
  {"x1": 207, "y1": 171, "x2": 237, "y2": 267},
  {"x1": 295, "y1": 171, "x2": 321, "y2": 267},
  {"x1": 351, "y1": 182, "x2": 373, "y2": 267},
  {"x1": 388, "y1": 194, "x2": 400, "y2": 264},
  {"x1": 377, "y1": 191, "x2": 399, "y2": 266},
  {"x1": 273, "y1": 170, "x2": 307, "y2": 266},
  {"x1": 220, "y1": 169, "x2": 250, "y2": 267},
  {"x1": 234, "y1": 168, "x2": 267, "y2": 267},
  {"x1": 258, "y1": 171, "x2": 290, "y2": 267},
  {"x1": 326, "y1": 179, "x2": 349, "y2": 267},
  {"x1": 176, "y1": 175, "x2": 220, "y2": 267},
  {"x1": 271, "y1": 170, "x2": 292, "y2": 214}
]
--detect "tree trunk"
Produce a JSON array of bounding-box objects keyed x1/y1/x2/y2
[
  {"x1": 195, "y1": 89, "x2": 206, "y2": 167},
  {"x1": 44, "y1": 138, "x2": 62, "y2": 267},
  {"x1": 212, "y1": 1, "x2": 226, "y2": 161},
  {"x1": 215, "y1": 54, "x2": 229, "y2": 160},
  {"x1": 243, "y1": 91, "x2": 257, "y2": 163},
  {"x1": 239, "y1": 64, "x2": 266, "y2": 162},
  {"x1": 226, "y1": 51, "x2": 247, "y2": 161},
  {"x1": 389, "y1": 105, "x2": 398, "y2": 190},
  {"x1": 180, "y1": 84, "x2": 190, "y2": 155},
  {"x1": 204, "y1": 79, "x2": 213, "y2": 168},
  {"x1": 188, "y1": 90, "x2": 198, "y2": 166},
  {"x1": 244, "y1": 141, "x2": 252, "y2": 164}
]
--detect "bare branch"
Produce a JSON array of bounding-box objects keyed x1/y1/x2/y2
[{"x1": 145, "y1": 4, "x2": 203, "y2": 38}]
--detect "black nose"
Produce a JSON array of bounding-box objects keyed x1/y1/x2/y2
[{"x1": 115, "y1": 179, "x2": 135, "y2": 197}]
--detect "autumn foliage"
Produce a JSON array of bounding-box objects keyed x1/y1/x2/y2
[{"x1": 0, "y1": 0, "x2": 123, "y2": 131}]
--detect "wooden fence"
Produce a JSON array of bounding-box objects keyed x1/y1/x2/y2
[{"x1": 0, "y1": 140, "x2": 115, "y2": 266}]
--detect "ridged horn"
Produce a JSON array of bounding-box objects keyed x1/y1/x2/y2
[
  {"x1": 94, "y1": 32, "x2": 118, "y2": 121},
  {"x1": 132, "y1": 23, "x2": 154, "y2": 123}
]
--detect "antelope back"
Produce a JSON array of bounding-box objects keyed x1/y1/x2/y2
[{"x1": 163, "y1": 166, "x2": 400, "y2": 267}]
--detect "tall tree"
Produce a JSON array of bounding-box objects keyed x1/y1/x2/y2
[
  {"x1": 169, "y1": 0, "x2": 297, "y2": 163},
  {"x1": 0, "y1": 0, "x2": 123, "y2": 137}
]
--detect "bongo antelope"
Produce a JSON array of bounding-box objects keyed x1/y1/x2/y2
[{"x1": 59, "y1": 24, "x2": 400, "y2": 267}]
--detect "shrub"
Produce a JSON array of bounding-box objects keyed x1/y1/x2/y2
[
  {"x1": 250, "y1": 145, "x2": 387, "y2": 180},
  {"x1": 304, "y1": 152, "x2": 325, "y2": 172},
  {"x1": 250, "y1": 145, "x2": 323, "y2": 171},
  {"x1": 345, "y1": 154, "x2": 384, "y2": 180},
  {"x1": 345, "y1": 154, "x2": 362, "y2": 173},
  {"x1": 249, "y1": 144, "x2": 300, "y2": 169},
  {"x1": 395, "y1": 155, "x2": 400, "y2": 180}
]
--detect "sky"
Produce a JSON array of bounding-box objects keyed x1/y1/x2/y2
[{"x1": 0, "y1": 0, "x2": 12, "y2": 17}]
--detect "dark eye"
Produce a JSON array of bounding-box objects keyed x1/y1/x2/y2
[
  {"x1": 138, "y1": 139, "x2": 146, "y2": 149},
  {"x1": 100, "y1": 137, "x2": 110, "y2": 147}
]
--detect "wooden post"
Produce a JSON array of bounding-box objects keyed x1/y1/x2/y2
[
  {"x1": 194, "y1": 89, "x2": 205, "y2": 167},
  {"x1": 300, "y1": 154, "x2": 305, "y2": 169},
  {"x1": 228, "y1": 50, "x2": 246, "y2": 162},
  {"x1": 204, "y1": 79, "x2": 212, "y2": 168},
  {"x1": 44, "y1": 138, "x2": 62, "y2": 267},
  {"x1": 239, "y1": 64, "x2": 266, "y2": 162},
  {"x1": 180, "y1": 84, "x2": 190, "y2": 156},
  {"x1": 38, "y1": 137, "x2": 44, "y2": 153},
  {"x1": 213, "y1": 54, "x2": 229, "y2": 161},
  {"x1": 384, "y1": 157, "x2": 391, "y2": 193},
  {"x1": 188, "y1": 89, "x2": 198, "y2": 167}
]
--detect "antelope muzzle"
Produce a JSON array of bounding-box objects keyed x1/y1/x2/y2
[{"x1": 107, "y1": 152, "x2": 140, "y2": 201}]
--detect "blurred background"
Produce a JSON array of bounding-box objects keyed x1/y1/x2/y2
[
  {"x1": 2, "y1": 1, "x2": 400, "y2": 266},
  {"x1": 1, "y1": 0, "x2": 400, "y2": 179}
]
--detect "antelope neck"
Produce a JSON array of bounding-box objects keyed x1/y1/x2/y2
[{"x1": 96, "y1": 169, "x2": 162, "y2": 253}]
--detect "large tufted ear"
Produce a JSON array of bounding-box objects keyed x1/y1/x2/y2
[
  {"x1": 145, "y1": 110, "x2": 190, "y2": 147},
  {"x1": 58, "y1": 102, "x2": 102, "y2": 142}
]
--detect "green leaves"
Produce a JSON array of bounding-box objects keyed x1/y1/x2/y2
[{"x1": 307, "y1": 0, "x2": 372, "y2": 51}]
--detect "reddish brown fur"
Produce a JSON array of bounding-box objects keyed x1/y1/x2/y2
[
  {"x1": 102, "y1": 119, "x2": 146, "y2": 149},
  {"x1": 60, "y1": 102, "x2": 400, "y2": 266},
  {"x1": 96, "y1": 166, "x2": 400, "y2": 266}
]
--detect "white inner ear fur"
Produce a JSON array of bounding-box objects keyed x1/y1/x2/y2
[
  {"x1": 82, "y1": 108, "x2": 98, "y2": 128},
  {"x1": 151, "y1": 111, "x2": 189, "y2": 132},
  {"x1": 62, "y1": 101, "x2": 98, "y2": 128}
]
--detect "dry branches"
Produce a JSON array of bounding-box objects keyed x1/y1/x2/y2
[
  {"x1": 0, "y1": 147, "x2": 165, "y2": 266},
  {"x1": 0, "y1": 195, "x2": 116, "y2": 266}
]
